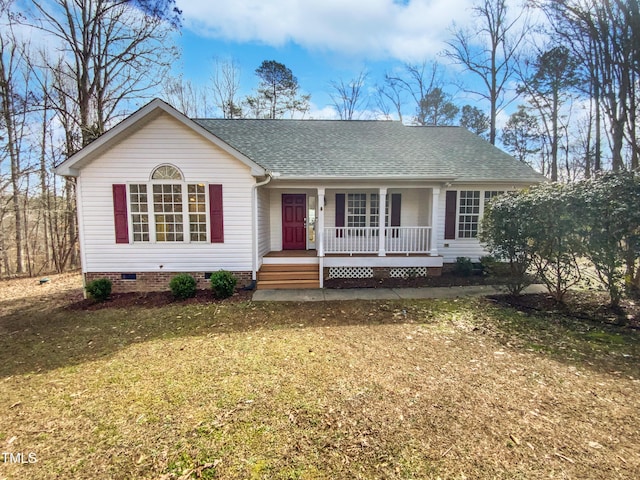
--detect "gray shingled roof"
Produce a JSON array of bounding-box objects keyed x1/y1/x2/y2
[{"x1": 194, "y1": 119, "x2": 545, "y2": 182}]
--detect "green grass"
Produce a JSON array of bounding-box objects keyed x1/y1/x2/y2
[{"x1": 0, "y1": 296, "x2": 639, "y2": 479}]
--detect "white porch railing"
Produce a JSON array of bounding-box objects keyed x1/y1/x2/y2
[
  {"x1": 324, "y1": 226, "x2": 431, "y2": 255},
  {"x1": 385, "y1": 226, "x2": 431, "y2": 254}
]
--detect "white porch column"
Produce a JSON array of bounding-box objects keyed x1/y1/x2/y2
[
  {"x1": 430, "y1": 187, "x2": 440, "y2": 256},
  {"x1": 317, "y1": 188, "x2": 325, "y2": 257},
  {"x1": 378, "y1": 187, "x2": 387, "y2": 256}
]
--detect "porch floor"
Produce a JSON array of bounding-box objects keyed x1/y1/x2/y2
[
  {"x1": 265, "y1": 250, "x2": 435, "y2": 258},
  {"x1": 265, "y1": 250, "x2": 317, "y2": 257}
]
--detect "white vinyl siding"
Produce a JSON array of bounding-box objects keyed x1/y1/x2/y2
[
  {"x1": 76, "y1": 112, "x2": 255, "y2": 273},
  {"x1": 257, "y1": 188, "x2": 271, "y2": 257}
]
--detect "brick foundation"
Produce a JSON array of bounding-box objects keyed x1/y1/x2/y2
[{"x1": 85, "y1": 271, "x2": 253, "y2": 293}]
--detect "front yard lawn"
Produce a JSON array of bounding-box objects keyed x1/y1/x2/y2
[{"x1": 1, "y1": 278, "x2": 639, "y2": 479}]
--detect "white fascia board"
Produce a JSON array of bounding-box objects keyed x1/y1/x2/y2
[{"x1": 273, "y1": 175, "x2": 458, "y2": 182}]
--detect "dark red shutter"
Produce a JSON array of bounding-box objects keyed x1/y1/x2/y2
[
  {"x1": 112, "y1": 184, "x2": 129, "y2": 244},
  {"x1": 444, "y1": 190, "x2": 457, "y2": 240},
  {"x1": 209, "y1": 184, "x2": 224, "y2": 243},
  {"x1": 335, "y1": 193, "x2": 345, "y2": 237},
  {"x1": 390, "y1": 193, "x2": 401, "y2": 237}
]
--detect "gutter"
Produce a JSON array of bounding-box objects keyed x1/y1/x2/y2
[{"x1": 251, "y1": 172, "x2": 276, "y2": 284}]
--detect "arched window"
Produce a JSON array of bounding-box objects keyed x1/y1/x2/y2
[{"x1": 151, "y1": 164, "x2": 183, "y2": 180}]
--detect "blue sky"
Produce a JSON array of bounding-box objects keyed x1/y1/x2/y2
[{"x1": 171, "y1": 0, "x2": 488, "y2": 120}]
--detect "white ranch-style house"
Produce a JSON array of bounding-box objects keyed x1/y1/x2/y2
[{"x1": 55, "y1": 99, "x2": 545, "y2": 291}]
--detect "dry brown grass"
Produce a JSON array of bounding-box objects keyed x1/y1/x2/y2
[{"x1": 0, "y1": 274, "x2": 639, "y2": 479}]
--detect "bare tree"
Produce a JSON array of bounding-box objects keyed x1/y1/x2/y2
[
  {"x1": 29, "y1": 0, "x2": 180, "y2": 150},
  {"x1": 211, "y1": 57, "x2": 243, "y2": 118},
  {"x1": 538, "y1": 0, "x2": 640, "y2": 170},
  {"x1": 445, "y1": 0, "x2": 530, "y2": 144},
  {"x1": 518, "y1": 46, "x2": 580, "y2": 181},
  {"x1": 379, "y1": 61, "x2": 449, "y2": 125},
  {"x1": 329, "y1": 70, "x2": 369, "y2": 120},
  {"x1": 0, "y1": 8, "x2": 32, "y2": 274},
  {"x1": 162, "y1": 75, "x2": 211, "y2": 117},
  {"x1": 375, "y1": 76, "x2": 405, "y2": 122}
]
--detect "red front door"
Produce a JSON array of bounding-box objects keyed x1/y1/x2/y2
[{"x1": 282, "y1": 194, "x2": 306, "y2": 250}]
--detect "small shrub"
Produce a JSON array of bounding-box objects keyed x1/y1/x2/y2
[
  {"x1": 85, "y1": 278, "x2": 112, "y2": 302},
  {"x1": 454, "y1": 257, "x2": 473, "y2": 277},
  {"x1": 480, "y1": 255, "x2": 511, "y2": 276},
  {"x1": 169, "y1": 274, "x2": 197, "y2": 300},
  {"x1": 479, "y1": 255, "x2": 497, "y2": 275},
  {"x1": 210, "y1": 270, "x2": 237, "y2": 299}
]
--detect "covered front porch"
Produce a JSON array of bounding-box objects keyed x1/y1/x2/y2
[
  {"x1": 257, "y1": 184, "x2": 444, "y2": 288},
  {"x1": 265, "y1": 186, "x2": 442, "y2": 255}
]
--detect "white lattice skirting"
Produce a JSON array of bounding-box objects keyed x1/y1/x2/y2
[
  {"x1": 328, "y1": 266, "x2": 429, "y2": 279},
  {"x1": 328, "y1": 267, "x2": 374, "y2": 279},
  {"x1": 389, "y1": 267, "x2": 428, "y2": 278}
]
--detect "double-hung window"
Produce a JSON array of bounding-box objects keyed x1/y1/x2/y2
[
  {"x1": 342, "y1": 192, "x2": 396, "y2": 237},
  {"x1": 129, "y1": 184, "x2": 150, "y2": 242},
  {"x1": 153, "y1": 183, "x2": 184, "y2": 242},
  {"x1": 446, "y1": 190, "x2": 507, "y2": 240},
  {"x1": 458, "y1": 190, "x2": 481, "y2": 238},
  {"x1": 347, "y1": 193, "x2": 367, "y2": 229}
]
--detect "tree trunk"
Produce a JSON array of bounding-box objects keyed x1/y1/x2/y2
[{"x1": 0, "y1": 50, "x2": 24, "y2": 274}]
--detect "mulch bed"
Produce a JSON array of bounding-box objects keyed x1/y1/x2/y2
[
  {"x1": 64, "y1": 272, "x2": 640, "y2": 329},
  {"x1": 324, "y1": 272, "x2": 500, "y2": 289},
  {"x1": 488, "y1": 290, "x2": 640, "y2": 329},
  {"x1": 66, "y1": 288, "x2": 253, "y2": 311}
]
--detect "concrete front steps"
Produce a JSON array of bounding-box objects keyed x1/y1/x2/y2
[{"x1": 257, "y1": 264, "x2": 320, "y2": 290}]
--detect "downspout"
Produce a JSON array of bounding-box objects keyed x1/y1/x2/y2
[{"x1": 251, "y1": 172, "x2": 274, "y2": 287}]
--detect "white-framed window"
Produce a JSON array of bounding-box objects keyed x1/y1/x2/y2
[
  {"x1": 153, "y1": 183, "x2": 184, "y2": 242},
  {"x1": 345, "y1": 193, "x2": 394, "y2": 236},
  {"x1": 347, "y1": 193, "x2": 367, "y2": 228},
  {"x1": 128, "y1": 165, "x2": 209, "y2": 243},
  {"x1": 129, "y1": 184, "x2": 150, "y2": 242},
  {"x1": 456, "y1": 190, "x2": 506, "y2": 239},
  {"x1": 484, "y1": 190, "x2": 505, "y2": 206},
  {"x1": 188, "y1": 184, "x2": 207, "y2": 242},
  {"x1": 458, "y1": 190, "x2": 481, "y2": 238}
]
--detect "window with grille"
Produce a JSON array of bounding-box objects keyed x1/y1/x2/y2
[
  {"x1": 347, "y1": 193, "x2": 367, "y2": 228},
  {"x1": 188, "y1": 184, "x2": 207, "y2": 242},
  {"x1": 129, "y1": 184, "x2": 149, "y2": 242},
  {"x1": 458, "y1": 190, "x2": 481, "y2": 238},
  {"x1": 484, "y1": 190, "x2": 504, "y2": 203},
  {"x1": 127, "y1": 165, "x2": 211, "y2": 243},
  {"x1": 153, "y1": 184, "x2": 183, "y2": 242}
]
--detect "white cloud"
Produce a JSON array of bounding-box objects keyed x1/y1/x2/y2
[
  {"x1": 305, "y1": 104, "x2": 339, "y2": 120},
  {"x1": 179, "y1": 0, "x2": 475, "y2": 62}
]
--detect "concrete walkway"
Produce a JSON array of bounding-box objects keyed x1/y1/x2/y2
[{"x1": 252, "y1": 284, "x2": 547, "y2": 302}]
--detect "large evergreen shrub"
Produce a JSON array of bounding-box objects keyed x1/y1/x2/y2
[{"x1": 480, "y1": 172, "x2": 640, "y2": 305}]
